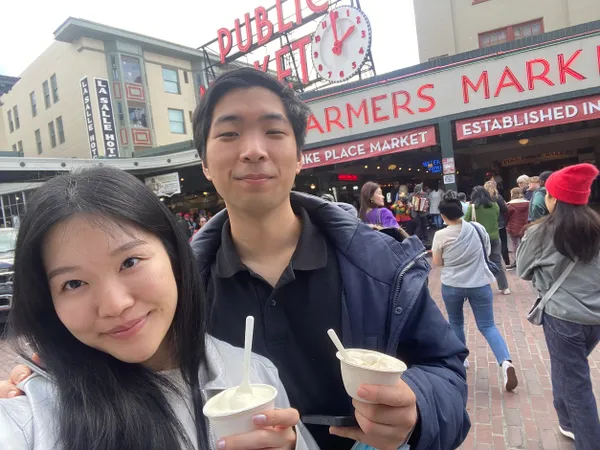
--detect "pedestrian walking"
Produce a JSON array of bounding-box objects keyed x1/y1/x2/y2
[
  {"x1": 359, "y1": 181, "x2": 400, "y2": 229},
  {"x1": 505, "y1": 187, "x2": 529, "y2": 269},
  {"x1": 0, "y1": 167, "x2": 314, "y2": 450},
  {"x1": 484, "y1": 181, "x2": 510, "y2": 266},
  {"x1": 410, "y1": 183, "x2": 430, "y2": 244},
  {"x1": 428, "y1": 182, "x2": 445, "y2": 229},
  {"x1": 432, "y1": 192, "x2": 518, "y2": 391},
  {"x1": 465, "y1": 186, "x2": 511, "y2": 295},
  {"x1": 517, "y1": 163, "x2": 600, "y2": 449},
  {"x1": 517, "y1": 174, "x2": 533, "y2": 201},
  {"x1": 529, "y1": 170, "x2": 553, "y2": 222}
]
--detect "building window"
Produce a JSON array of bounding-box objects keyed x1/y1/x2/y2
[
  {"x1": 17, "y1": 141, "x2": 23, "y2": 153},
  {"x1": 12, "y1": 106, "x2": 19, "y2": 130},
  {"x1": 43, "y1": 80, "x2": 51, "y2": 108},
  {"x1": 122, "y1": 56, "x2": 143, "y2": 84},
  {"x1": 50, "y1": 74, "x2": 59, "y2": 103},
  {"x1": 12, "y1": 144, "x2": 17, "y2": 153},
  {"x1": 111, "y1": 55, "x2": 120, "y2": 81},
  {"x1": 184, "y1": 71, "x2": 189, "y2": 84},
  {"x1": 7, "y1": 110, "x2": 13, "y2": 133},
  {"x1": 56, "y1": 116, "x2": 65, "y2": 144},
  {"x1": 189, "y1": 111, "x2": 193, "y2": 122},
  {"x1": 48, "y1": 121, "x2": 57, "y2": 148},
  {"x1": 117, "y1": 103, "x2": 125, "y2": 125},
  {"x1": 35, "y1": 129, "x2": 42, "y2": 154},
  {"x1": 30, "y1": 91, "x2": 37, "y2": 117},
  {"x1": 168, "y1": 109, "x2": 185, "y2": 134},
  {"x1": 129, "y1": 107, "x2": 148, "y2": 128},
  {"x1": 162, "y1": 68, "x2": 180, "y2": 94},
  {"x1": 479, "y1": 19, "x2": 544, "y2": 48}
]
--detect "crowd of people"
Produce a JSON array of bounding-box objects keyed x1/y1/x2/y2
[{"x1": 0, "y1": 67, "x2": 598, "y2": 450}]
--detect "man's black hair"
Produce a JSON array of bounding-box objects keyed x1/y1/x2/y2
[
  {"x1": 192, "y1": 68, "x2": 311, "y2": 163},
  {"x1": 539, "y1": 170, "x2": 553, "y2": 186}
]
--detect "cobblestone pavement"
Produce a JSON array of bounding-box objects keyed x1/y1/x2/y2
[{"x1": 0, "y1": 266, "x2": 598, "y2": 449}]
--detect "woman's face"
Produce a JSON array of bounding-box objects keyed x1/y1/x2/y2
[
  {"x1": 545, "y1": 192, "x2": 557, "y2": 213},
  {"x1": 199, "y1": 217, "x2": 207, "y2": 227},
  {"x1": 371, "y1": 188, "x2": 385, "y2": 207},
  {"x1": 43, "y1": 214, "x2": 178, "y2": 370}
]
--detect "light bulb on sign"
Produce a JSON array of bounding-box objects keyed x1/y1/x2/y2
[
  {"x1": 519, "y1": 138, "x2": 529, "y2": 145},
  {"x1": 377, "y1": 166, "x2": 380, "y2": 170},
  {"x1": 310, "y1": 184, "x2": 316, "y2": 190}
]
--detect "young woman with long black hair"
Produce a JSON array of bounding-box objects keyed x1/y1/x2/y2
[
  {"x1": 0, "y1": 167, "x2": 315, "y2": 450},
  {"x1": 518, "y1": 163, "x2": 600, "y2": 448}
]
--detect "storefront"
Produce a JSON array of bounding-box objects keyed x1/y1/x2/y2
[{"x1": 299, "y1": 22, "x2": 600, "y2": 201}]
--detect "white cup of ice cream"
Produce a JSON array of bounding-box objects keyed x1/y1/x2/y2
[
  {"x1": 337, "y1": 349, "x2": 407, "y2": 404},
  {"x1": 203, "y1": 384, "x2": 278, "y2": 439}
]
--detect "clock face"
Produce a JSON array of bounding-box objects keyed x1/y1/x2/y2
[{"x1": 311, "y1": 6, "x2": 372, "y2": 83}]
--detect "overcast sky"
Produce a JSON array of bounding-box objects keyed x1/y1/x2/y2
[{"x1": 0, "y1": 0, "x2": 419, "y2": 79}]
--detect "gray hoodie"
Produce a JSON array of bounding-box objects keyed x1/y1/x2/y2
[
  {"x1": 0, "y1": 336, "x2": 319, "y2": 450},
  {"x1": 436, "y1": 221, "x2": 496, "y2": 288},
  {"x1": 517, "y1": 224, "x2": 600, "y2": 325}
]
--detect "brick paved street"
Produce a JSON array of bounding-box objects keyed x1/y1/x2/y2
[{"x1": 0, "y1": 266, "x2": 598, "y2": 449}]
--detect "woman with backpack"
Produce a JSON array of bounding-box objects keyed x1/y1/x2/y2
[
  {"x1": 517, "y1": 163, "x2": 600, "y2": 448},
  {"x1": 465, "y1": 186, "x2": 510, "y2": 295},
  {"x1": 432, "y1": 192, "x2": 518, "y2": 391}
]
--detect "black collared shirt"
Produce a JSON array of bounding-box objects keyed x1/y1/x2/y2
[{"x1": 207, "y1": 206, "x2": 354, "y2": 449}]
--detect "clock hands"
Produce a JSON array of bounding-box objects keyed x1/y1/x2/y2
[
  {"x1": 332, "y1": 25, "x2": 356, "y2": 56},
  {"x1": 330, "y1": 10, "x2": 339, "y2": 42}
]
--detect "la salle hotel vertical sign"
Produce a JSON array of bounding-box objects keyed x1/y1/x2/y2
[
  {"x1": 94, "y1": 78, "x2": 120, "y2": 158},
  {"x1": 80, "y1": 77, "x2": 99, "y2": 159}
]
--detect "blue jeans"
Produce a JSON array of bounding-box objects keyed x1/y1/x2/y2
[
  {"x1": 543, "y1": 313, "x2": 600, "y2": 449},
  {"x1": 441, "y1": 284, "x2": 511, "y2": 365},
  {"x1": 431, "y1": 214, "x2": 443, "y2": 228}
]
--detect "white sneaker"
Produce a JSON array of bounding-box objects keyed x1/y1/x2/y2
[
  {"x1": 558, "y1": 426, "x2": 575, "y2": 440},
  {"x1": 464, "y1": 359, "x2": 470, "y2": 370},
  {"x1": 502, "y1": 361, "x2": 518, "y2": 392},
  {"x1": 501, "y1": 289, "x2": 511, "y2": 295}
]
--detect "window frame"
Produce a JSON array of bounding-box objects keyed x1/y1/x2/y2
[
  {"x1": 121, "y1": 55, "x2": 143, "y2": 84},
  {"x1": 50, "y1": 74, "x2": 59, "y2": 103},
  {"x1": 479, "y1": 18, "x2": 544, "y2": 48},
  {"x1": 34, "y1": 129, "x2": 42, "y2": 155},
  {"x1": 12, "y1": 144, "x2": 17, "y2": 153},
  {"x1": 48, "y1": 121, "x2": 57, "y2": 148},
  {"x1": 162, "y1": 67, "x2": 181, "y2": 94},
  {"x1": 7, "y1": 110, "x2": 14, "y2": 133},
  {"x1": 30, "y1": 91, "x2": 37, "y2": 117},
  {"x1": 56, "y1": 116, "x2": 65, "y2": 144},
  {"x1": 168, "y1": 108, "x2": 186, "y2": 134},
  {"x1": 43, "y1": 80, "x2": 51, "y2": 109},
  {"x1": 17, "y1": 141, "x2": 23, "y2": 154},
  {"x1": 12, "y1": 106, "x2": 19, "y2": 130}
]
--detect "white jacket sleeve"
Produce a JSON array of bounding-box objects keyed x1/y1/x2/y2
[{"x1": 0, "y1": 398, "x2": 33, "y2": 449}]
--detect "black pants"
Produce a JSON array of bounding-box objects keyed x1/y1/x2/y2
[
  {"x1": 412, "y1": 215, "x2": 427, "y2": 242},
  {"x1": 498, "y1": 227, "x2": 510, "y2": 266}
]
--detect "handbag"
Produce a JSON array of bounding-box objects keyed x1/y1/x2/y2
[
  {"x1": 470, "y1": 222, "x2": 501, "y2": 275},
  {"x1": 527, "y1": 258, "x2": 578, "y2": 325}
]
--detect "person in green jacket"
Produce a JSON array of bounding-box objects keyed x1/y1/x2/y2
[
  {"x1": 465, "y1": 186, "x2": 510, "y2": 294},
  {"x1": 529, "y1": 171, "x2": 553, "y2": 222}
]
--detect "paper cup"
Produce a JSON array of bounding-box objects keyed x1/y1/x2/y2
[
  {"x1": 337, "y1": 349, "x2": 407, "y2": 404},
  {"x1": 203, "y1": 384, "x2": 278, "y2": 439}
]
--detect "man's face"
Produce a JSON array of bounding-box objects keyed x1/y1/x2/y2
[{"x1": 202, "y1": 87, "x2": 301, "y2": 216}]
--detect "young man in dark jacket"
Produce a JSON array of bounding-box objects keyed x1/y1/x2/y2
[
  {"x1": 529, "y1": 171, "x2": 553, "y2": 222},
  {"x1": 1, "y1": 69, "x2": 470, "y2": 450}
]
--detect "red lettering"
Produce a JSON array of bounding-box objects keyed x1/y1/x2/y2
[
  {"x1": 371, "y1": 95, "x2": 390, "y2": 123},
  {"x1": 234, "y1": 13, "x2": 253, "y2": 53},
  {"x1": 325, "y1": 107, "x2": 344, "y2": 132},
  {"x1": 291, "y1": 35, "x2": 312, "y2": 85},
  {"x1": 307, "y1": 114, "x2": 325, "y2": 134},
  {"x1": 255, "y1": 7, "x2": 274, "y2": 46},
  {"x1": 526, "y1": 58, "x2": 554, "y2": 90},
  {"x1": 253, "y1": 55, "x2": 270, "y2": 72},
  {"x1": 294, "y1": 0, "x2": 303, "y2": 25},
  {"x1": 558, "y1": 49, "x2": 587, "y2": 84},
  {"x1": 306, "y1": 0, "x2": 329, "y2": 13},
  {"x1": 462, "y1": 71, "x2": 490, "y2": 104},
  {"x1": 276, "y1": 0, "x2": 293, "y2": 33},
  {"x1": 391, "y1": 91, "x2": 414, "y2": 116},
  {"x1": 217, "y1": 28, "x2": 232, "y2": 64},
  {"x1": 417, "y1": 84, "x2": 436, "y2": 113},
  {"x1": 275, "y1": 46, "x2": 292, "y2": 81},
  {"x1": 494, "y1": 66, "x2": 525, "y2": 97},
  {"x1": 346, "y1": 100, "x2": 369, "y2": 128}
]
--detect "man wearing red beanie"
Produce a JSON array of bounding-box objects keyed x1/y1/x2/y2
[{"x1": 517, "y1": 163, "x2": 600, "y2": 448}]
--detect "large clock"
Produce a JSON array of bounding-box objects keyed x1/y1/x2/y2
[{"x1": 311, "y1": 6, "x2": 372, "y2": 83}]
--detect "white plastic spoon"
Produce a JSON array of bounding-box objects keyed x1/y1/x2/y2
[
  {"x1": 327, "y1": 329, "x2": 349, "y2": 361},
  {"x1": 230, "y1": 316, "x2": 255, "y2": 409}
]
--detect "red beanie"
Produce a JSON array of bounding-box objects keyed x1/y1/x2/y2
[{"x1": 546, "y1": 163, "x2": 599, "y2": 205}]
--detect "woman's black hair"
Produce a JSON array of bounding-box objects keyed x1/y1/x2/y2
[
  {"x1": 9, "y1": 167, "x2": 209, "y2": 450},
  {"x1": 192, "y1": 67, "x2": 311, "y2": 163},
  {"x1": 457, "y1": 192, "x2": 467, "y2": 202},
  {"x1": 358, "y1": 181, "x2": 380, "y2": 221},
  {"x1": 537, "y1": 198, "x2": 600, "y2": 264},
  {"x1": 439, "y1": 191, "x2": 464, "y2": 220},
  {"x1": 471, "y1": 186, "x2": 493, "y2": 208}
]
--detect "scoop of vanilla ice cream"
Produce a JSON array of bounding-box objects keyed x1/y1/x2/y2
[
  {"x1": 346, "y1": 349, "x2": 406, "y2": 371},
  {"x1": 204, "y1": 384, "x2": 276, "y2": 416}
]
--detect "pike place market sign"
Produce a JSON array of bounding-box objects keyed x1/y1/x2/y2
[{"x1": 303, "y1": 34, "x2": 600, "y2": 145}]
